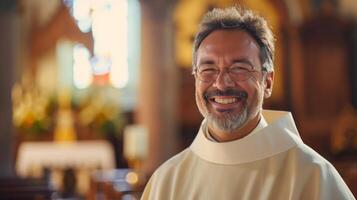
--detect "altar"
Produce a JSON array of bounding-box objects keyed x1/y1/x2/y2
[{"x1": 16, "y1": 140, "x2": 115, "y2": 194}]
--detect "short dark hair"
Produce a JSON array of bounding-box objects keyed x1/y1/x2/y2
[{"x1": 192, "y1": 7, "x2": 275, "y2": 73}]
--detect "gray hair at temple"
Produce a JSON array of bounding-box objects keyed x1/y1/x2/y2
[{"x1": 192, "y1": 7, "x2": 275, "y2": 73}]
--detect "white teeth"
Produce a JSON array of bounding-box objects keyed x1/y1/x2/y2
[{"x1": 214, "y1": 98, "x2": 237, "y2": 104}]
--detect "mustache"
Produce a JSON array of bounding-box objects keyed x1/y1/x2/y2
[{"x1": 204, "y1": 88, "x2": 248, "y2": 100}]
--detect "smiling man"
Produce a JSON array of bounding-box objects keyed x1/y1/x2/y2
[
  {"x1": 194, "y1": 29, "x2": 272, "y2": 142},
  {"x1": 141, "y1": 7, "x2": 354, "y2": 200}
]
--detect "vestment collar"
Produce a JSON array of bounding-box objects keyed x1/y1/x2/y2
[{"x1": 190, "y1": 110, "x2": 303, "y2": 164}]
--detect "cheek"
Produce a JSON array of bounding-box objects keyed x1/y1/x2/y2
[
  {"x1": 195, "y1": 82, "x2": 205, "y2": 104},
  {"x1": 195, "y1": 89, "x2": 201, "y2": 104},
  {"x1": 244, "y1": 80, "x2": 265, "y2": 103},
  {"x1": 195, "y1": 81, "x2": 208, "y2": 97}
]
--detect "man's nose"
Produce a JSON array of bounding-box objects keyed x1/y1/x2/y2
[{"x1": 213, "y1": 71, "x2": 235, "y2": 90}]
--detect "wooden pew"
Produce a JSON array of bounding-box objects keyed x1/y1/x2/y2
[{"x1": 0, "y1": 177, "x2": 57, "y2": 200}]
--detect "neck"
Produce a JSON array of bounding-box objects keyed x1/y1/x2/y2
[{"x1": 208, "y1": 113, "x2": 261, "y2": 142}]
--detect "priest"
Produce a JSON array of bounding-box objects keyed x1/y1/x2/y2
[{"x1": 141, "y1": 7, "x2": 355, "y2": 200}]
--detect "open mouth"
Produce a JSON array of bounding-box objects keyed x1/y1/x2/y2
[
  {"x1": 212, "y1": 97, "x2": 238, "y2": 104},
  {"x1": 207, "y1": 96, "x2": 245, "y2": 113},
  {"x1": 204, "y1": 89, "x2": 248, "y2": 112}
]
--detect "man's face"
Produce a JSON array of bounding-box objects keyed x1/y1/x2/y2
[{"x1": 194, "y1": 29, "x2": 273, "y2": 135}]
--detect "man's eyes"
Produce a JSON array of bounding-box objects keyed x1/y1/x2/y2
[
  {"x1": 200, "y1": 68, "x2": 218, "y2": 74},
  {"x1": 230, "y1": 66, "x2": 251, "y2": 72},
  {"x1": 198, "y1": 65, "x2": 252, "y2": 74},
  {"x1": 198, "y1": 65, "x2": 218, "y2": 72}
]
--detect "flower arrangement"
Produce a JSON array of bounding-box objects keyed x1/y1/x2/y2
[
  {"x1": 75, "y1": 89, "x2": 124, "y2": 138},
  {"x1": 12, "y1": 82, "x2": 57, "y2": 139},
  {"x1": 12, "y1": 80, "x2": 124, "y2": 140}
]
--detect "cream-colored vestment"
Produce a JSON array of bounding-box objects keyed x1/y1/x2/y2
[{"x1": 141, "y1": 110, "x2": 355, "y2": 200}]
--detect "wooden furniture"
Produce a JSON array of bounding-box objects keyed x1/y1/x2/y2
[
  {"x1": 87, "y1": 169, "x2": 145, "y2": 200},
  {"x1": 333, "y1": 158, "x2": 357, "y2": 197},
  {"x1": 0, "y1": 177, "x2": 56, "y2": 200},
  {"x1": 289, "y1": 15, "x2": 354, "y2": 154}
]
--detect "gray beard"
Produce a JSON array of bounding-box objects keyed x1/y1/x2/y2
[{"x1": 205, "y1": 104, "x2": 249, "y2": 134}]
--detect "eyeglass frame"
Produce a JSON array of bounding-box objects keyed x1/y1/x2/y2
[{"x1": 193, "y1": 63, "x2": 267, "y2": 84}]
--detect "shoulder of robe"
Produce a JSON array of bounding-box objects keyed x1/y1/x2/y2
[
  {"x1": 141, "y1": 148, "x2": 194, "y2": 199},
  {"x1": 293, "y1": 142, "x2": 334, "y2": 167},
  {"x1": 151, "y1": 148, "x2": 193, "y2": 178},
  {"x1": 293, "y1": 144, "x2": 355, "y2": 199}
]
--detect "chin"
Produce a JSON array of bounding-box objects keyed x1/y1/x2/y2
[{"x1": 206, "y1": 105, "x2": 249, "y2": 133}]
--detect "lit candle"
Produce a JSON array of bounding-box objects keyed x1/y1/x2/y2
[{"x1": 123, "y1": 124, "x2": 148, "y2": 162}]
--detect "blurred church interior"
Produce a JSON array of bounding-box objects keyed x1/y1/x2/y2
[{"x1": 0, "y1": 0, "x2": 356, "y2": 199}]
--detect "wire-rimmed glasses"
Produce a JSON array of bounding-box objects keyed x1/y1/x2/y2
[{"x1": 194, "y1": 64, "x2": 261, "y2": 84}]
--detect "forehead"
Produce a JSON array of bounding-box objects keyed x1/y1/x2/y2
[{"x1": 197, "y1": 30, "x2": 261, "y2": 64}]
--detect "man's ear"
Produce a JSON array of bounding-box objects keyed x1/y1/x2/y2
[{"x1": 264, "y1": 71, "x2": 274, "y2": 99}]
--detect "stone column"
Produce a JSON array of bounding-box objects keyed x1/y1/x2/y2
[
  {"x1": 138, "y1": 0, "x2": 179, "y2": 174},
  {"x1": 0, "y1": 1, "x2": 17, "y2": 177}
]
